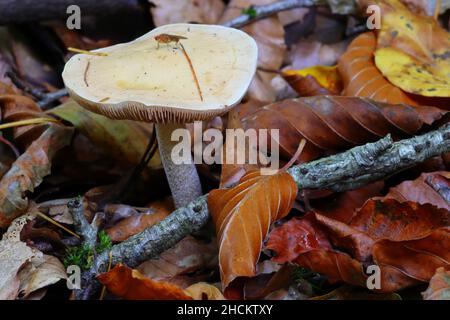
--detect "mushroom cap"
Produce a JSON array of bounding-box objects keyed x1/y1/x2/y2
[{"x1": 62, "y1": 23, "x2": 258, "y2": 123}]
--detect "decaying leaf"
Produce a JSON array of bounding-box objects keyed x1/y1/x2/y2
[
  {"x1": 267, "y1": 196, "x2": 450, "y2": 292},
  {"x1": 0, "y1": 124, "x2": 73, "y2": 227},
  {"x1": 209, "y1": 170, "x2": 297, "y2": 288},
  {"x1": 220, "y1": 0, "x2": 286, "y2": 102},
  {"x1": 106, "y1": 198, "x2": 173, "y2": 242},
  {"x1": 0, "y1": 214, "x2": 66, "y2": 300},
  {"x1": 373, "y1": 0, "x2": 450, "y2": 97},
  {"x1": 98, "y1": 264, "x2": 192, "y2": 300},
  {"x1": 422, "y1": 267, "x2": 450, "y2": 300},
  {"x1": 49, "y1": 100, "x2": 161, "y2": 170},
  {"x1": 18, "y1": 254, "x2": 67, "y2": 298},
  {"x1": 150, "y1": 0, "x2": 225, "y2": 26},
  {"x1": 385, "y1": 171, "x2": 450, "y2": 210},
  {"x1": 137, "y1": 235, "x2": 217, "y2": 284}
]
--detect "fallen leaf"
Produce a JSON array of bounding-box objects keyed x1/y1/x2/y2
[
  {"x1": 373, "y1": 0, "x2": 450, "y2": 97},
  {"x1": 18, "y1": 254, "x2": 67, "y2": 298},
  {"x1": 137, "y1": 235, "x2": 217, "y2": 283},
  {"x1": 49, "y1": 100, "x2": 161, "y2": 170},
  {"x1": 0, "y1": 124, "x2": 73, "y2": 227},
  {"x1": 106, "y1": 198, "x2": 173, "y2": 242},
  {"x1": 282, "y1": 65, "x2": 343, "y2": 96},
  {"x1": 184, "y1": 282, "x2": 225, "y2": 300},
  {"x1": 220, "y1": 0, "x2": 286, "y2": 102},
  {"x1": 422, "y1": 267, "x2": 450, "y2": 300},
  {"x1": 338, "y1": 32, "x2": 419, "y2": 105},
  {"x1": 150, "y1": 0, "x2": 225, "y2": 26},
  {"x1": 208, "y1": 170, "x2": 297, "y2": 288},
  {"x1": 97, "y1": 264, "x2": 192, "y2": 300},
  {"x1": 385, "y1": 171, "x2": 450, "y2": 210},
  {"x1": 311, "y1": 286, "x2": 401, "y2": 300},
  {"x1": 239, "y1": 95, "x2": 445, "y2": 162}
]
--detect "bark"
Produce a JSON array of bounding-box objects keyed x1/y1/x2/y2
[
  {"x1": 77, "y1": 124, "x2": 450, "y2": 299},
  {"x1": 68, "y1": 197, "x2": 98, "y2": 249}
]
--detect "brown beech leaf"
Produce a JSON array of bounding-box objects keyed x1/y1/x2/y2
[
  {"x1": 337, "y1": 32, "x2": 419, "y2": 105},
  {"x1": 97, "y1": 264, "x2": 192, "y2": 300},
  {"x1": 385, "y1": 171, "x2": 450, "y2": 210},
  {"x1": 150, "y1": 0, "x2": 225, "y2": 26},
  {"x1": 312, "y1": 181, "x2": 384, "y2": 223},
  {"x1": 422, "y1": 267, "x2": 450, "y2": 300},
  {"x1": 0, "y1": 125, "x2": 73, "y2": 228},
  {"x1": 239, "y1": 95, "x2": 445, "y2": 162},
  {"x1": 208, "y1": 170, "x2": 297, "y2": 289}
]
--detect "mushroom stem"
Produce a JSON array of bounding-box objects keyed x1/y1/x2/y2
[{"x1": 155, "y1": 122, "x2": 203, "y2": 208}]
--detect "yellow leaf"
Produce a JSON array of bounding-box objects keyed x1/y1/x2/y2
[
  {"x1": 282, "y1": 66, "x2": 341, "y2": 94},
  {"x1": 184, "y1": 282, "x2": 225, "y2": 300},
  {"x1": 372, "y1": 0, "x2": 450, "y2": 97}
]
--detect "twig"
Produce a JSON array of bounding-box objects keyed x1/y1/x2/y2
[
  {"x1": 179, "y1": 43, "x2": 203, "y2": 101},
  {"x1": 76, "y1": 123, "x2": 450, "y2": 299},
  {"x1": 37, "y1": 88, "x2": 69, "y2": 108},
  {"x1": 68, "y1": 197, "x2": 99, "y2": 249},
  {"x1": 222, "y1": 0, "x2": 319, "y2": 28}
]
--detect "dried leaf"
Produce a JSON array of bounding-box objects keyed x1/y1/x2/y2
[
  {"x1": 209, "y1": 170, "x2": 297, "y2": 288},
  {"x1": 49, "y1": 100, "x2": 161, "y2": 170},
  {"x1": 18, "y1": 254, "x2": 67, "y2": 298},
  {"x1": 240, "y1": 96, "x2": 445, "y2": 162},
  {"x1": 184, "y1": 282, "x2": 225, "y2": 300},
  {"x1": 137, "y1": 235, "x2": 217, "y2": 282},
  {"x1": 338, "y1": 32, "x2": 419, "y2": 105},
  {"x1": 106, "y1": 198, "x2": 173, "y2": 242},
  {"x1": 220, "y1": 0, "x2": 286, "y2": 102},
  {"x1": 150, "y1": 0, "x2": 225, "y2": 26},
  {"x1": 373, "y1": 0, "x2": 450, "y2": 97},
  {"x1": 0, "y1": 125, "x2": 73, "y2": 227},
  {"x1": 385, "y1": 171, "x2": 450, "y2": 210},
  {"x1": 422, "y1": 267, "x2": 450, "y2": 300},
  {"x1": 97, "y1": 264, "x2": 192, "y2": 300},
  {"x1": 282, "y1": 66, "x2": 342, "y2": 96}
]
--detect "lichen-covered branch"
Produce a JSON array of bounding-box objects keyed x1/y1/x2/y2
[
  {"x1": 68, "y1": 197, "x2": 98, "y2": 249},
  {"x1": 77, "y1": 124, "x2": 450, "y2": 299},
  {"x1": 222, "y1": 0, "x2": 358, "y2": 28},
  {"x1": 289, "y1": 124, "x2": 450, "y2": 191}
]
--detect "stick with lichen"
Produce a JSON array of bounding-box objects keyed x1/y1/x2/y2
[{"x1": 76, "y1": 124, "x2": 450, "y2": 299}]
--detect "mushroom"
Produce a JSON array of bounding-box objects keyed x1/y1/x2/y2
[{"x1": 62, "y1": 23, "x2": 258, "y2": 208}]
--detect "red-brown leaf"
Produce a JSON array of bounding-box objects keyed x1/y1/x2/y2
[{"x1": 97, "y1": 264, "x2": 192, "y2": 300}]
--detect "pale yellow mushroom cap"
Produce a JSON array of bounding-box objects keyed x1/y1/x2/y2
[{"x1": 62, "y1": 23, "x2": 258, "y2": 123}]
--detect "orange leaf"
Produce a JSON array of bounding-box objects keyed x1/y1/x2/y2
[
  {"x1": 337, "y1": 32, "x2": 419, "y2": 105},
  {"x1": 97, "y1": 264, "x2": 192, "y2": 300},
  {"x1": 208, "y1": 170, "x2": 297, "y2": 289}
]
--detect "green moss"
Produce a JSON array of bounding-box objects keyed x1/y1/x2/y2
[
  {"x1": 242, "y1": 6, "x2": 257, "y2": 18},
  {"x1": 63, "y1": 230, "x2": 112, "y2": 270}
]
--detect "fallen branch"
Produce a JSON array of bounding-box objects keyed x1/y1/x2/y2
[
  {"x1": 68, "y1": 197, "x2": 99, "y2": 249},
  {"x1": 76, "y1": 123, "x2": 450, "y2": 299},
  {"x1": 222, "y1": 0, "x2": 358, "y2": 28}
]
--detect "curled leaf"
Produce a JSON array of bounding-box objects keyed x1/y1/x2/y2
[
  {"x1": 209, "y1": 171, "x2": 297, "y2": 288},
  {"x1": 282, "y1": 66, "x2": 342, "y2": 96},
  {"x1": 97, "y1": 264, "x2": 192, "y2": 300}
]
